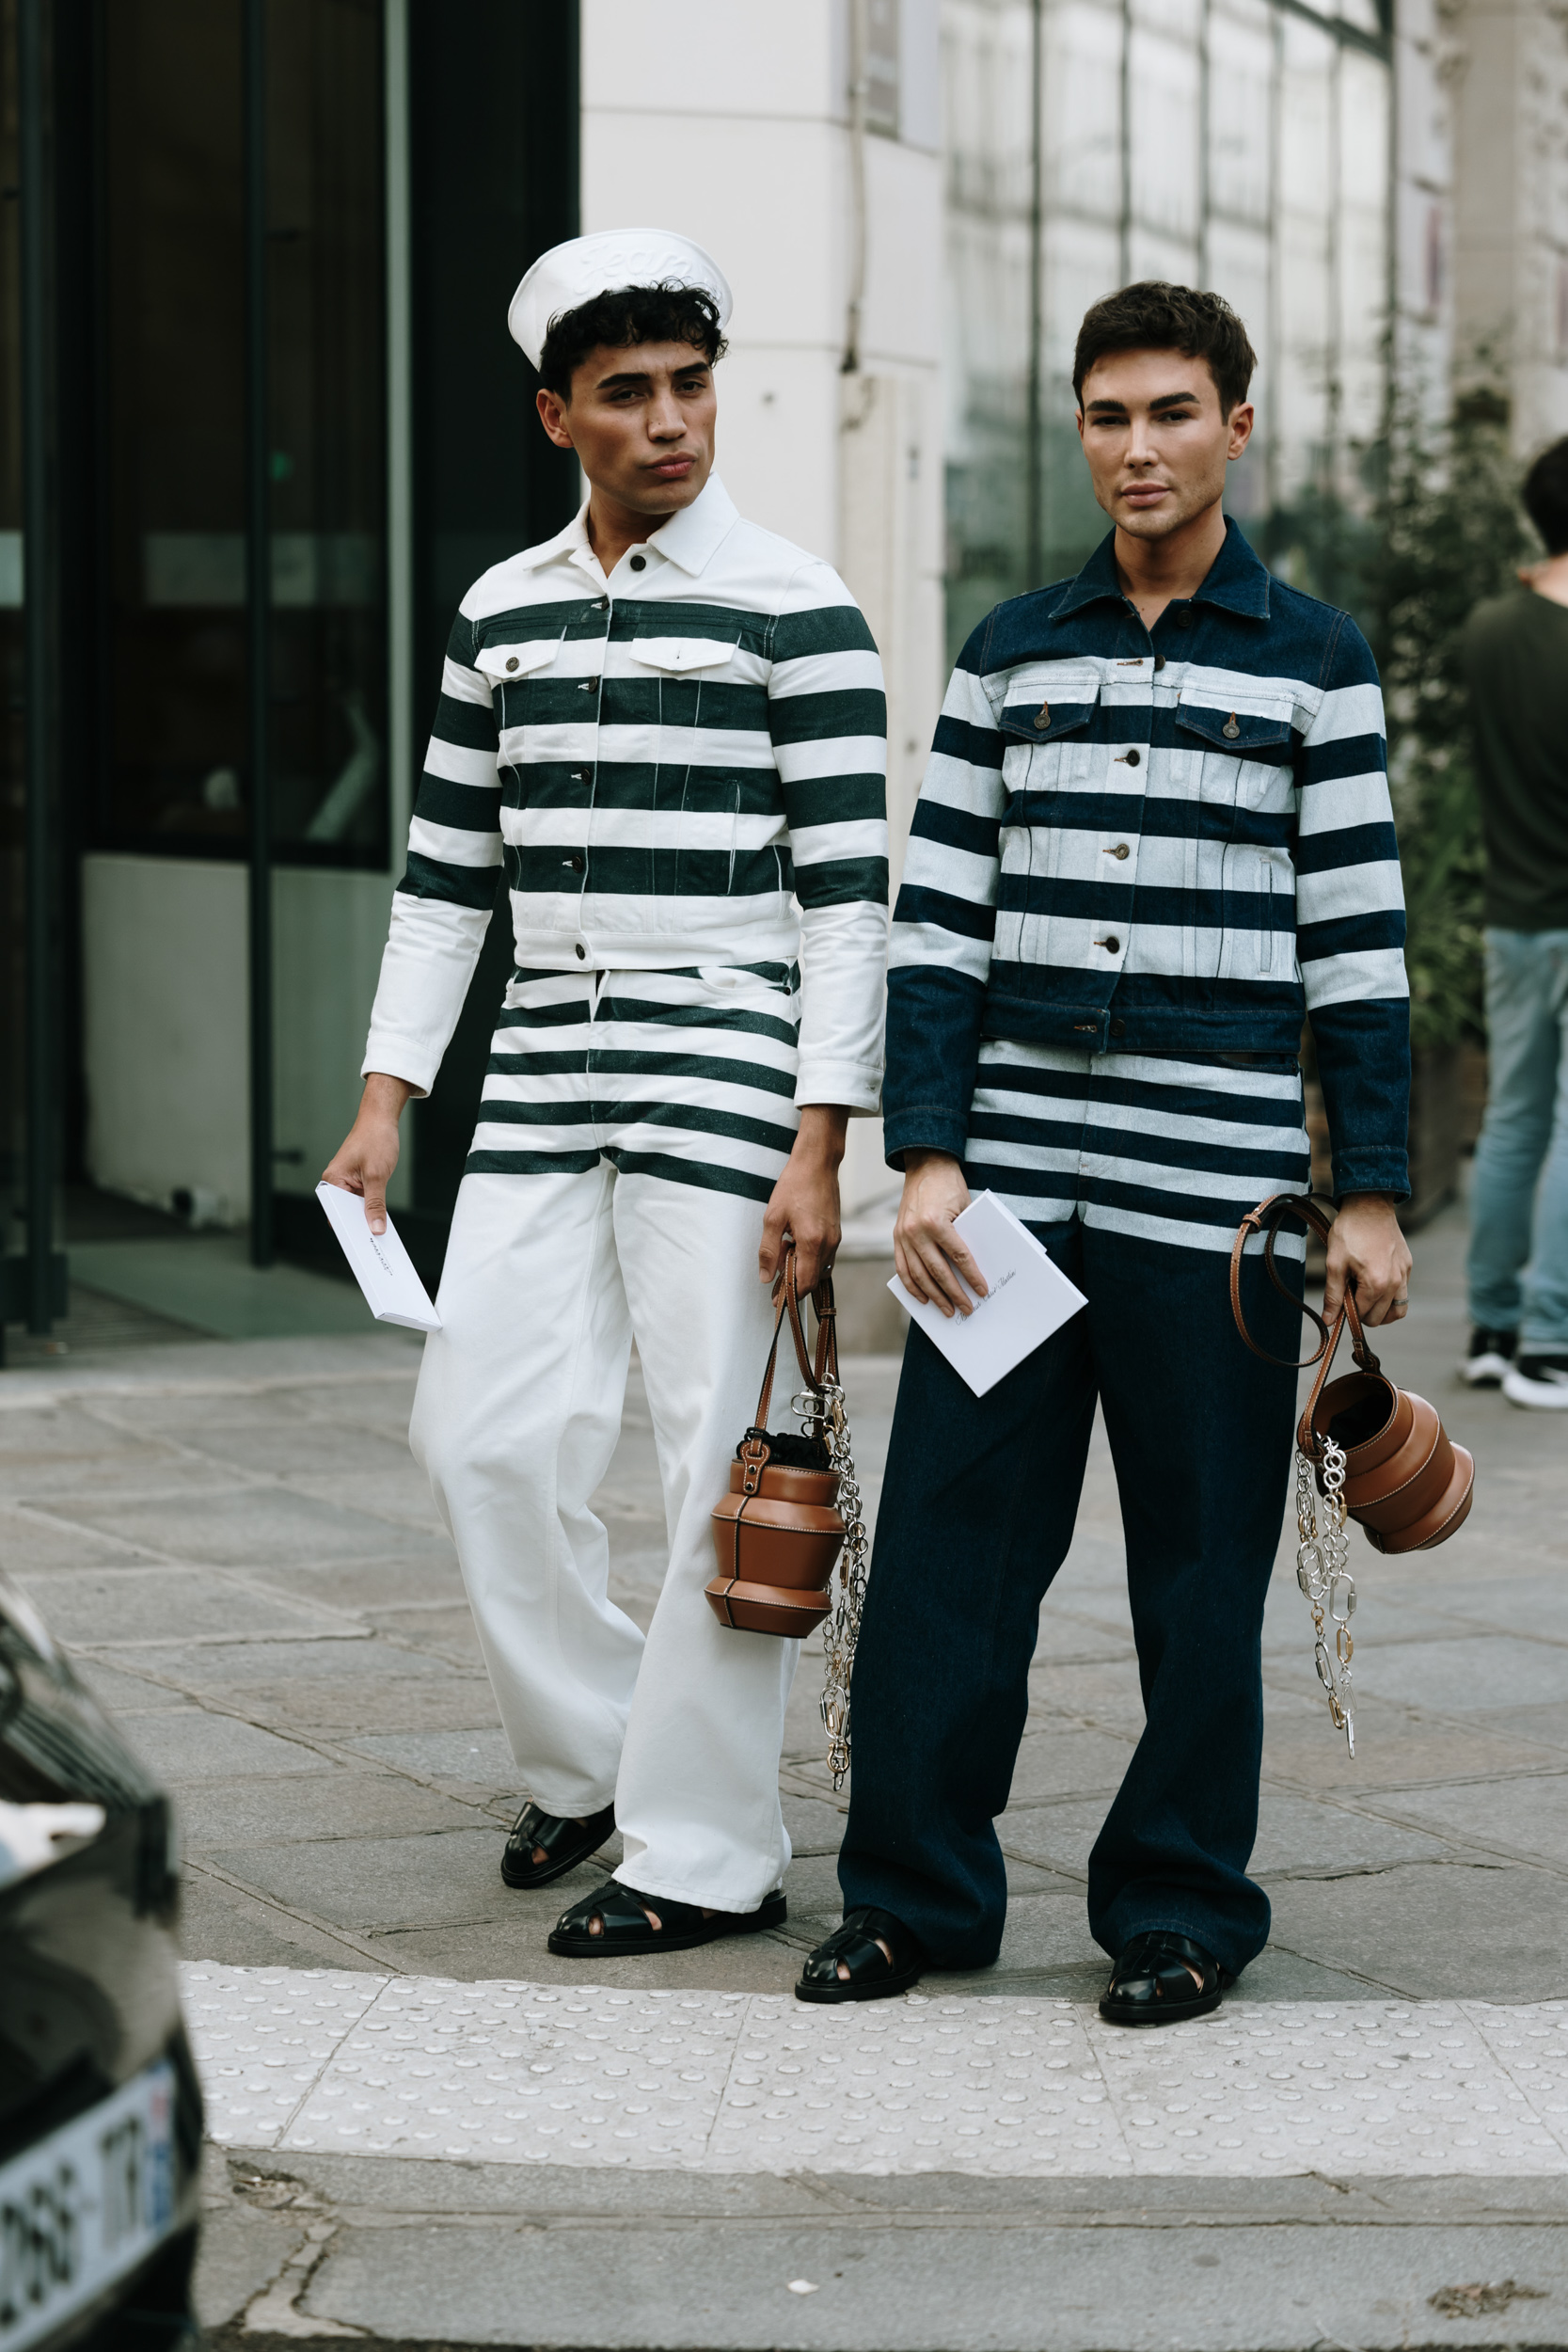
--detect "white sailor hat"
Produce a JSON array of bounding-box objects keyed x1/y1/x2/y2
[{"x1": 507, "y1": 227, "x2": 733, "y2": 370}]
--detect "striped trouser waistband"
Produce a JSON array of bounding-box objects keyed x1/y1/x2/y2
[
  {"x1": 964, "y1": 1040, "x2": 1311, "y2": 1255},
  {"x1": 466, "y1": 964, "x2": 802, "y2": 1206}
]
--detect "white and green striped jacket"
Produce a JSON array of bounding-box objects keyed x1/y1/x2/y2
[{"x1": 363, "y1": 475, "x2": 890, "y2": 1111}]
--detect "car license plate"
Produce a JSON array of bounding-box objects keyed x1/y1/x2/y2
[{"x1": 0, "y1": 2060, "x2": 176, "y2": 2352}]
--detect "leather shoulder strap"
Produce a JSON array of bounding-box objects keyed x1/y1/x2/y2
[
  {"x1": 1229, "y1": 1193, "x2": 1332, "y2": 1367},
  {"x1": 752, "y1": 1245, "x2": 824, "y2": 1433},
  {"x1": 1229, "y1": 1189, "x2": 1386, "y2": 1383}
]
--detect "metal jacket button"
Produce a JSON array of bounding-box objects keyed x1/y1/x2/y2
[
  {"x1": 629, "y1": 554, "x2": 646, "y2": 571},
  {"x1": 1109, "y1": 1017, "x2": 1126, "y2": 1038},
  {"x1": 1223, "y1": 714, "x2": 1241, "y2": 739},
  {"x1": 578, "y1": 677, "x2": 600, "y2": 691},
  {"x1": 569, "y1": 855, "x2": 584, "y2": 873},
  {"x1": 1106, "y1": 843, "x2": 1130, "y2": 860},
  {"x1": 505, "y1": 656, "x2": 519, "y2": 672},
  {"x1": 1097, "y1": 935, "x2": 1121, "y2": 953},
  {"x1": 594, "y1": 596, "x2": 609, "y2": 611},
  {"x1": 1034, "y1": 705, "x2": 1050, "y2": 728},
  {"x1": 574, "y1": 943, "x2": 586, "y2": 960},
  {"x1": 1154, "y1": 655, "x2": 1166, "y2": 670}
]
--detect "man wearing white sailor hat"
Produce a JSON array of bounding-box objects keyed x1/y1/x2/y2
[{"x1": 325, "y1": 229, "x2": 890, "y2": 1959}]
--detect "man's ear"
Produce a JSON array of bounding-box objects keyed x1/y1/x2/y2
[
  {"x1": 537, "y1": 386, "x2": 575, "y2": 452},
  {"x1": 1226, "y1": 401, "x2": 1256, "y2": 461},
  {"x1": 1073, "y1": 406, "x2": 1085, "y2": 447}
]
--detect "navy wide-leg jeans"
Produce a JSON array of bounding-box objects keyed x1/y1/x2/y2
[{"x1": 836, "y1": 1219, "x2": 1304, "y2": 1978}]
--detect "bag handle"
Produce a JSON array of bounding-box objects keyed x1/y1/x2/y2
[
  {"x1": 1229, "y1": 1192, "x2": 1383, "y2": 1455},
  {"x1": 742, "y1": 1246, "x2": 839, "y2": 1486}
]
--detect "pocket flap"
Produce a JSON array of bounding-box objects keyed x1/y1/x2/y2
[
  {"x1": 997, "y1": 674, "x2": 1099, "y2": 742},
  {"x1": 1176, "y1": 689, "x2": 1293, "y2": 754},
  {"x1": 626, "y1": 636, "x2": 736, "y2": 675},
  {"x1": 474, "y1": 638, "x2": 562, "y2": 682}
]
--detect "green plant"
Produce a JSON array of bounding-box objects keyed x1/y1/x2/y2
[{"x1": 1263, "y1": 373, "x2": 1535, "y2": 1050}]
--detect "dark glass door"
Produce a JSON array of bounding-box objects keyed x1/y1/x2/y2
[{"x1": 95, "y1": 0, "x2": 388, "y2": 866}]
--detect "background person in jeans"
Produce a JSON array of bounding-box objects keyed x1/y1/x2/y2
[{"x1": 1462, "y1": 438, "x2": 1568, "y2": 1410}]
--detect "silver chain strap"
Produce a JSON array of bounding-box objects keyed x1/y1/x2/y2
[
  {"x1": 797, "y1": 1375, "x2": 869, "y2": 1788},
  {"x1": 1294, "y1": 1434, "x2": 1356, "y2": 1755}
]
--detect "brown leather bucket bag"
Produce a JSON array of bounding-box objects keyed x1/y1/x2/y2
[
  {"x1": 1230, "y1": 1192, "x2": 1474, "y2": 1553},
  {"x1": 706, "y1": 1250, "x2": 847, "y2": 1638}
]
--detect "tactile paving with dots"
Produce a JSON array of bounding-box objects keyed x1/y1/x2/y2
[
  {"x1": 285, "y1": 1979, "x2": 750, "y2": 2163},
  {"x1": 179, "y1": 1966, "x2": 1568, "y2": 2177},
  {"x1": 182, "y1": 1964, "x2": 387, "y2": 2148}
]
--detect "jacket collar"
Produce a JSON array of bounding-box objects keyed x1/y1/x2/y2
[
  {"x1": 516, "y1": 470, "x2": 740, "y2": 581},
  {"x1": 1049, "y1": 515, "x2": 1272, "y2": 622}
]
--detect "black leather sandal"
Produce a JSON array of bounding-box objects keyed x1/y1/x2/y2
[
  {"x1": 795, "y1": 1907, "x2": 924, "y2": 2004},
  {"x1": 546, "y1": 1876, "x2": 786, "y2": 1958},
  {"x1": 1098, "y1": 1931, "x2": 1232, "y2": 2026},
  {"x1": 500, "y1": 1801, "x2": 616, "y2": 1890}
]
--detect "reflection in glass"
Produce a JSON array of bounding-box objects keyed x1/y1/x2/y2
[
  {"x1": 96, "y1": 0, "x2": 387, "y2": 865},
  {"x1": 942, "y1": 0, "x2": 1392, "y2": 649}
]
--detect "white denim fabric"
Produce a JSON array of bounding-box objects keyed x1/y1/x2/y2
[{"x1": 408, "y1": 1159, "x2": 800, "y2": 1915}]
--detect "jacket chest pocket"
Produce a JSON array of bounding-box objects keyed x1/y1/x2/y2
[
  {"x1": 994, "y1": 681, "x2": 1101, "y2": 964},
  {"x1": 475, "y1": 635, "x2": 566, "y2": 710},
  {"x1": 1173, "y1": 693, "x2": 1294, "y2": 981},
  {"x1": 1001, "y1": 682, "x2": 1100, "y2": 837},
  {"x1": 1174, "y1": 692, "x2": 1293, "y2": 818},
  {"x1": 625, "y1": 636, "x2": 742, "y2": 894},
  {"x1": 474, "y1": 636, "x2": 568, "y2": 800},
  {"x1": 997, "y1": 675, "x2": 1100, "y2": 803}
]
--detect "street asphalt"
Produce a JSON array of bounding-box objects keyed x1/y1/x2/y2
[{"x1": 3, "y1": 1194, "x2": 1566, "y2": 2347}]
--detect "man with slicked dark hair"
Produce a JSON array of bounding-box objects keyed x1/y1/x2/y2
[{"x1": 797, "y1": 282, "x2": 1413, "y2": 2022}]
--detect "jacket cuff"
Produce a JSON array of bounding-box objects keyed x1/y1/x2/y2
[
  {"x1": 794, "y1": 1059, "x2": 882, "y2": 1113},
  {"x1": 1331, "y1": 1152, "x2": 1410, "y2": 1204},
  {"x1": 360, "y1": 1036, "x2": 435, "y2": 1100},
  {"x1": 882, "y1": 1106, "x2": 972, "y2": 1167}
]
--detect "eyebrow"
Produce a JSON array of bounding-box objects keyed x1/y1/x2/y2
[
  {"x1": 1085, "y1": 388, "x2": 1204, "y2": 415},
  {"x1": 594, "y1": 361, "x2": 711, "y2": 391}
]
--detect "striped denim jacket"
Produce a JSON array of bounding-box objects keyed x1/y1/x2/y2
[
  {"x1": 886, "y1": 520, "x2": 1411, "y2": 1200},
  {"x1": 363, "y1": 475, "x2": 890, "y2": 1111}
]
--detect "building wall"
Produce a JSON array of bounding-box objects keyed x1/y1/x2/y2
[
  {"x1": 580, "y1": 0, "x2": 945, "y2": 1213},
  {"x1": 1449, "y1": 0, "x2": 1568, "y2": 454}
]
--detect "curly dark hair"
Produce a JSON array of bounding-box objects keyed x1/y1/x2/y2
[
  {"x1": 1522, "y1": 437, "x2": 1568, "y2": 556},
  {"x1": 1072, "y1": 282, "x2": 1257, "y2": 416},
  {"x1": 538, "y1": 282, "x2": 728, "y2": 399}
]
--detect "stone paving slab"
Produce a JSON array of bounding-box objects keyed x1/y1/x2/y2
[{"x1": 182, "y1": 1963, "x2": 1568, "y2": 2180}]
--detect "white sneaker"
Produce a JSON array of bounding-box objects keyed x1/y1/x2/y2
[
  {"x1": 1503, "y1": 1357, "x2": 1568, "y2": 1409},
  {"x1": 1463, "y1": 1327, "x2": 1516, "y2": 1385}
]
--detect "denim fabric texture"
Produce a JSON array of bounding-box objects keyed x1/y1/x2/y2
[
  {"x1": 836, "y1": 1218, "x2": 1305, "y2": 1979},
  {"x1": 1466, "y1": 926, "x2": 1568, "y2": 1348},
  {"x1": 885, "y1": 520, "x2": 1411, "y2": 1200}
]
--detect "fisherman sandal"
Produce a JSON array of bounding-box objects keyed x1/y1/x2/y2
[
  {"x1": 500, "y1": 1800, "x2": 616, "y2": 1890},
  {"x1": 546, "y1": 1875, "x2": 786, "y2": 1958},
  {"x1": 795, "y1": 1906, "x2": 925, "y2": 2004},
  {"x1": 1098, "y1": 1930, "x2": 1232, "y2": 2026}
]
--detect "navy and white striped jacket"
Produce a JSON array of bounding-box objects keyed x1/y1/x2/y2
[
  {"x1": 886, "y1": 521, "x2": 1411, "y2": 1200},
  {"x1": 364, "y1": 475, "x2": 889, "y2": 1112}
]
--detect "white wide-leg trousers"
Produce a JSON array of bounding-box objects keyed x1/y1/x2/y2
[{"x1": 409, "y1": 1164, "x2": 800, "y2": 1913}]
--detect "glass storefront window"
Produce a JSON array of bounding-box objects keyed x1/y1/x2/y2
[
  {"x1": 96, "y1": 0, "x2": 387, "y2": 866},
  {"x1": 942, "y1": 0, "x2": 1392, "y2": 651}
]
